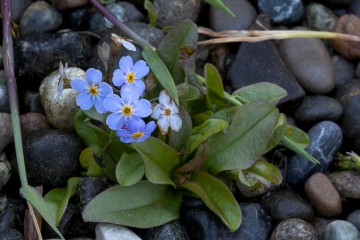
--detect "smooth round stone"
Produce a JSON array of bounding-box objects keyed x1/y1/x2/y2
[
  {"x1": 0, "y1": 229, "x2": 24, "y2": 240},
  {"x1": 294, "y1": 96, "x2": 343, "y2": 126},
  {"x1": 0, "y1": 81, "x2": 10, "y2": 113},
  {"x1": 278, "y1": 27, "x2": 335, "y2": 94},
  {"x1": 154, "y1": 0, "x2": 201, "y2": 29},
  {"x1": 0, "y1": 113, "x2": 13, "y2": 153},
  {"x1": 0, "y1": 153, "x2": 11, "y2": 190},
  {"x1": 23, "y1": 91, "x2": 45, "y2": 113},
  {"x1": 51, "y1": 0, "x2": 88, "y2": 11},
  {"x1": 209, "y1": 0, "x2": 257, "y2": 32},
  {"x1": 96, "y1": 223, "x2": 141, "y2": 240},
  {"x1": 347, "y1": 210, "x2": 360, "y2": 231},
  {"x1": 257, "y1": 0, "x2": 304, "y2": 25},
  {"x1": 261, "y1": 189, "x2": 314, "y2": 223},
  {"x1": 77, "y1": 177, "x2": 110, "y2": 211},
  {"x1": 270, "y1": 218, "x2": 317, "y2": 240},
  {"x1": 322, "y1": 220, "x2": 360, "y2": 240},
  {"x1": 23, "y1": 129, "x2": 82, "y2": 187},
  {"x1": 333, "y1": 55, "x2": 355, "y2": 87},
  {"x1": 20, "y1": 112, "x2": 50, "y2": 139},
  {"x1": 333, "y1": 14, "x2": 360, "y2": 59},
  {"x1": 145, "y1": 220, "x2": 190, "y2": 240},
  {"x1": 39, "y1": 67, "x2": 85, "y2": 131},
  {"x1": 306, "y1": 3, "x2": 338, "y2": 31},
  {"x1": 286, "y1": 121, "x2": 343, "y2": 187},
  {"x1": 19, "y1": 1, "x2": 62, "y2": 35},
  {"x1": 329, "y1": 171, "x2": 360, "y2": 199},
  {"x1": 304, "y1": 172, "x2": 342, "y2": 217}
]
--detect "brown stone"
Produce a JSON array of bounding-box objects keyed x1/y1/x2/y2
[
  {"x1": 20, "y1": 112, "x2": 50, "y2": 139},
  {"x1": 304, "y1": 172, "x2": 342, "y2": 217},
  {"x1": 51, "y1": 0, "x2": 89, "y2": 11},
  {"x1": 333, "y1": 14, "x2": 360, "y2": 59}
]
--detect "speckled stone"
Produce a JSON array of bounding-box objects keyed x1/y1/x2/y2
[
  {"x1": 0, "y1": 113, "x2": 13, "y2": 152},
  {"x1": 329, "y1": 171, "x2": 360, "y2": 199},
  {"x1": 322, "y1": 220, "x2": 360, "y2": 240},
  {"x1": 270, "y1": 218, "x2": 317, "y2": 240},
  {"x1": 39, "y1": 67, "x2": 85, "y2": 131},
  {"x1": 77, "y1": 177, "x2": 111, "y2": 211},
  {"x1": 20, "y1": 113, "x2": 50, "y2": 139},
  {"x1": 306, "y1": 3, "x2": 338, "y2": 31}
]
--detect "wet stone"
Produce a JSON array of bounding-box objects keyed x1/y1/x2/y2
[
  {"x1": 329, "y1": 171, "x2": 360, "y2": 199},
  {"x1": 0, "y1": 81, "x2": 10, "y2": 114},
  {"x1": 278, "y1": 27, "x2": 335, "y2": 94},
  {"x1": 23, "y1": 129, "x2": 82, "y2": 187},
  {"x1": 306, "y1": 3, "x2": 338, "y2": 31},
  {"x1": 333, "y1": 55, "x2": 355, "y2": 87},
  {"x1": 257, "y1": 0, "x2": 304, "y2": 25},
  {"x1": 322, "y1": 220, "x2": 360, "y2": 240},
  {"x1": 153, "y1": 0, "x2": 201, "y2": 29},
  {"x1": 304, "y1": 172, "x2": 342, "y2": 217},
  {"x1": 0, "y1": 229, "x2": 24, "y2": 240},
  {"x1": 0, "y1": 113, "x2": 13, "y2": 153},
  {"x1": 286, "y1": 121, "x2": 343, "y2": 188},
  {"x1": 77, "y1": 177, "x2": 111, "y2": 211},
  {"x1": 0, "y1": 153, "x2": 11, "y2": 190},
  {"x1": 347, "y1": 210, "x2": 360, "y2": 231},
  {"x1": 293, "y1": 95, "x2": 343, "y2": 127},
  {"x1": 20, "y1": 113, "x2": 50, "y2": 139},
  {"x1": 96, "y1": 223, "x2": 142, "y2": 240},
  {"x1": 261, "y1": 189, "x2": 314, "y2": 223},
  {"x1": 270, "y1": 218, "x2": 317, "y2": 240},
  {"x1": 209, "y1": 0, "x2": 257, "y2": 32},
  {"x1": 19, "y1": 1, "x2": 62, "y2": 35},
  {"x1": 145, "y1": 220, "x2": 190, "y2": 240}
]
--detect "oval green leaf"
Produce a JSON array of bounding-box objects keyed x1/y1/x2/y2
[
  {"x1": 79, "y1": 148, "x2": 105, "y2": 177},
  {"x1": 203, "y1": 0, "x2": 235, "y2": 17},
  {"x1": 116, "y1": 152, "x2": 144, "y2": 186},
  {"x1": 205, "y1": 63, "x2": 225, "y2": 111}
]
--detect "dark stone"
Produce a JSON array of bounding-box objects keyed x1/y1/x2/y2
[
  {"x1": 257, "y1": 0, "x2": 304, "y2": 25},
  {"x1": 0, "y1": 206, "x2": 15, "y2": 232},
  {"x1": 0, "y1": 192, "x2": 7, "y2": 215},
  {"x1": 270, "y1": 218, "x2": 317, "y2": 240},
  {"x1": 0, "y1": 229, "x2": 23, "y2": 240},
  {"x1": 356, "y1": 63, "x2": 360, "y2": 78},
  {"x1": 77, "y1": 177, "x2": 111, "y2": 211},
  {"x1": 145, "y1": 220, "x2": 190, "y2": 240},
  {"x1": 23, "y1": 91, "x2": 45, "y2": 114},
  {"x1": 350, "y1": 0, "x2": 360, "y2": 17},
  {"x1": 229, "y1": 40, "x2": 305, "y2": 110},
  {"x1": 181, "y1": 198, "x2": 272, "y2": 240},
  {"x1": 332, "y1": 55, "x2": 355, "y2": 87},
  {"x1": 0, "y1": 79, "x2": 10, "y2": 114},
  {"x1": 347, "y1": 210, "x2": 360, "y2": 232},
  {"x1": 20, "y1": 113, "x2": 50, "y2": 139},
  {"x1": 261, "y1": 189, "x2": 314, "y2": 223},
  {"x1": 14, "y1": 31, "x2": 94, "y2": 90},
  {"x1": 62, "y1": 6, "x2": 89, "y2": 30},
  {"x1": 22, "y1": 130, "x2": 82, "y2": 187},
  {"x1": 293, "y1": 96, "x2": 343, "y2": 127},
  {"x1": 286, "y1": 121, "x2": 343, "y2": 188},
  {"x1": 7, "y1": 0, "x2": 33, "y2": 23},
  {"x1": 117, "y1": 2, "x2": 144, "y2": 22}
]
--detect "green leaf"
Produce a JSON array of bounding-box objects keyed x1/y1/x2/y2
[
  {"x1": 20, "y1": 186, "x2": 64, "y2": 240},
  {"x1": 142, "y1": 44, "x2": 179, "y2": 105},
  {"x1": 168, "y1": 106, "x2": 192, "y2": 152},
  {"x1": 203, "y1": 0, "x2": 235, "y2": 17},
  {"x1": 44, "y1": 177, "x2": 81, "y2": 225},
  {"x1": 211, "y1": 106, "x2": 238, "y2": 125},
  {"x1": 131, "y1": 137, "x2": 179, "y2": 185},
  {"x1": 79, "y1": 148, "x2": 105, "y2": 177},
  {"x1": 266, "y1": 113, "x2": 287, "y2": 152},
  {"x1": 233, "y1": 82, "x2": 288, "y2": 105},
  {"x1": 83, "y1": 107, "x2": 108, "y2": 124},
  {"x1": 82, "y1": 181, "x2": 182, "y2": 228},
  {"x1": 144, "y1": 0, "x2": 158, "y2": 26},
  {"x1": 116, "y1": 152, "x2": 144, "y2": 186},
  {"x1": 180, "y1": 171, "x2": 241, "y2": 231},
  {"x1": 188, "y1": 119, "x2": 228, "y2": 154},
  {"x1": 176, "y1": 83, "x2": 200, "y2": 102},
  {"x1": 205, "y1": 63, "x2": 225, "y2": 110},
  {"x1": 157, "y1": 20, "x2": 198, "y2": 85},
  {"x1": 204, "y1": 102, "x2": 278, "y2": 173},
  {"x1": 246, "y1": 159, "x2": 282, "y2": 186}
]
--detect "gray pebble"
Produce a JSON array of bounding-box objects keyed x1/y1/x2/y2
[
  {"x1": 0, "y1": 113, "x2": 13, "y2": 153},
  {"x1": 322, "y1": 220, "x2": 360, "y2": 240},
  {"x1": 333, "y1": 55, "x2": 355, "y2": 87},
  {"x1": 347, "y1": 210, "x2": 360, "y2": 232},
  {"x1": 8, "y1": 0, "x2": 32, "y2": 23},
  {"x1": 0, "y1": 229, "x2": 23, "y2": 240},
  {"x1": 329, "y1": 171, "x2": 360, "y2": 199},
  {"x1": 270, "y1": 218, "x2": 317, "y2": 240},
  {"x1": 96, "y1": 223, "x2": 141, "y2": 240},
  {"x1": 306, "y1": 3, "x2": 338, "y2": 31},
  {"x1": 145, "y1": 220, "x2": 190, "y2": 240},
  {"x1": 257, "y1": 0, "x2": 304, "y2": 25}
]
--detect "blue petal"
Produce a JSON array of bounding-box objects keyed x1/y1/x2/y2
[
  {"x1": 119, "y1": 56, "x2": 133, "y2": 72},
  {"x1": 128, "y1": 118, "x2": 146, "y2": 132},
  {"x1": 133, "y1": 60, "x2": 149, "y2": 78},
  {"x1": 76, "y1": 92, "x2": 93, "y2": 110},
  {"x1": 71, "y1": 79, "x2": 88, "y2": 92},
  {"x1": 103, "y1": 94, "x2": 123, "y2": 113},
  {"x1": 85, "y1": 68, "x2": 102, "y2": 84},
  {"x1": 144, "y1": 121, "x2": 156, "y2": 135},
  {"x1": 121, "y1": 89, "x2": 140, "y2": 105},
  {"x1": 99, "y1": 82, "x2": 113, "y2": 97},
  {"x1": 120, "y1": 137, "x2": 136, "y2": 144},
  {"x1": 133, "y1": 99, "x2": 152, "y2": 118},
  {"x1": 112, "y1": 69, "x2": 126, "y2": 87},
  {"x1": 116, "y1": 129, "x2": 132, "y2": 139},
  {"x1": 94, "y1": 99, "x2": 107, "y2": 113},
  {"x1": 106, "y1": 113, "x2": 125, "y2": 130}
]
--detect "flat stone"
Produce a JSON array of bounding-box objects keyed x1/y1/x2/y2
[
  {"x1": 257, "y1": 0, "x2": 304, "y2": 25},
  {"x1": 322, "y1": 220, "x2": 360, "y2": 240},
  {"x1": 304, "y1": 172, "x2": 342, "y2": 217},
  {"x1": 329, "y1": 171, "x2": 360, "y2": 199},
  {"x1": 96, "y1": 223, "x2": 142, "y2": 240},
  {"x1": 270, "y1": 218, "x2": 317, "y2": 240}
]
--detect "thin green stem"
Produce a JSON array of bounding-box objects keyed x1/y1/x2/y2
[{"x1": 2, "y1": 0, "x2": 28, "y2": 186}]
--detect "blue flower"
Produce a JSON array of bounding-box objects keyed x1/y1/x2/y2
[
  {"x1": 103, "y1": 90, "x2": 152, "y2": 130},
  {"x1": 71, "y1": 68, "x2": 113, "y2": 113},
  {"x1": 116, "y1": 119, "x2": 156, "y2": 143},
  {"x1": 112, "y1": 56, "x2": 149, "y2": 96}
]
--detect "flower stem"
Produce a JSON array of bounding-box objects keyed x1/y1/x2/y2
[{"x1": 2, "y1": 0, "x2": 28, "y2": 186}]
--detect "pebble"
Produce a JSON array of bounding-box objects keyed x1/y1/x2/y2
[
  {"x1": 209, "y1": 0, "x2": 257, "y2": 32},
  {"x1": 229, "y1": 40, "x2": 305, "y2": 110},
  {"x1": 329, "y1": 171, "x2": 360, "y2": 199},
  {"x1": 286, "y1": 121, "x2": 343, "y2": 187},
  {"x1": 14, "y1": 31, "x2": 94, "y2": 86},
  {"x1": 333, "y1": 55, "x2": 355, "y2": 87},
  {"x1": 19, "y1": 1, "x2": 63, "y2": 35},
  {"x1": 10, "y1": 0, "x2": 33, "y2": 23},
  {"x1": 322, "y1": 220, "x2": 360, "y2": 240},
  {"x1": 304, "y1": 172, "x2": 342, "y2": 217},
  {"x1": 95, "y1": 223, "x2": 142, "y2": 240},
  {"x1": 270, "y1": 218, "x2": 318, "y2": 240},
  {"x1": 19, "y1": 113, "x2": 50, "y2": 139},
  {"x1": 278, "y1": 27, "x2": 335, "y2": 94},
  {"x1": 347, "y1": 210, "x2": 360, "y2": 231},
  {"x1": 350, "y1": 1, "x2": 360, "y2": 17},
  {"x1": 39, "y1": 67, "x2": 85, "y2": 131},
  {"x1": 356, "y1": 63, "x2": 360, "y2": 78},
  {"x1": 51, "y1": 0, "x2": 89, "y2": 11},
  {"x1": 153, "y1": 0, "x2": 201, "y2": 29},
  {"x1": 0, "y1": 229, "x2": 24, "y2": 240},
  {"x1": 117, "y1": 2, "x2": 144, "y2": 23},
  {"x1": 145, "y1": 220, "x2": 190, "y2": 240},
  {"x1": 306, "y1": 3, "x2": 338, "y2": 31},
  {"x1": 336, "y1": 81, "x2": 360, "y2": 152},
  {"x1": 0, "y1": 113, "x2": 13, "y2": 153},
  {"x1": 261, "y1": 189, "x2": 314, "y2": 223},
  {"x1": 293, "y1": 96, "x2": 343, "y2": 127},
  {"x1": 0, "y1": 153, "x2": 11, "y2": 190},
  {"x1": 0, "y1": 205, "x2": 15, "y2": 232},
  {"x1": 333, "y1": 14, "x2": 360, "y2": 59},
  {"x1": 0, "y1": 192, "x2": 7, "y2": 215},
  {"x1": 22, "y1": 129, "x2": 82, "y2": 187},
  {"x1": 0, "y1": 81, "x2": 10, "y2": 114},
  {"x1": 312, "y1": 217, "x2": 335, "y2": 237},
  {"x1": 23, "y1": 91, "x2": 45, "y2": 114},
  {"x1": 257, "y1": 0, "x2": 304, "y2": 25},
  {"x1": 62, "y1": 6, "x2": 89, "y2": 31},
  {"x1": 77, "y1": 177, "x2": 111, "y2": 211}
]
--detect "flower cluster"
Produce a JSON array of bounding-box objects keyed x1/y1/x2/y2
[{"x1": 69, "y1": 36, "x2": 182, "y2": 143}]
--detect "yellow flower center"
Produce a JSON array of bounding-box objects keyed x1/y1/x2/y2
[
  {"x1": 88, "y1": 85, "x2": 99, "y2": 96},
  {"x1": 126, "y1": 72, "x2": 135, "y2": 83},
  {"x1": 122, "y1": 106, "x2": 133, "y2": 116},
  {"x1": 132, "y1": 131, "x2": 144, "y2": 139},
  {"x1": 165, "y1": 108, "x2": 172, "y2": 116}
]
